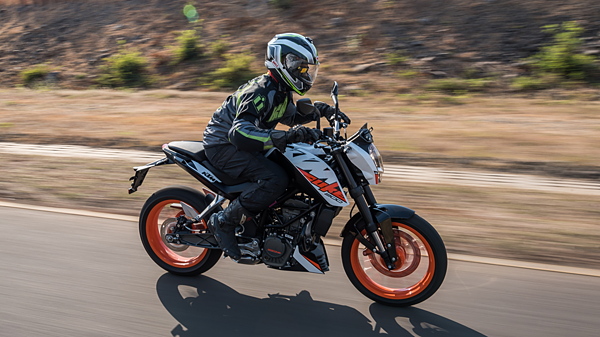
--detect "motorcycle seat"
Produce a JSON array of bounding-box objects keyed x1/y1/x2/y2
[
  {"x1": 167, "y1": 141, "x2": 207, "y2": 162},
  {"x1": 167, "y1": 141, "x2": 248, "y2": 185}
]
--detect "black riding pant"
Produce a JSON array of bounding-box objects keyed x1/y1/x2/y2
[{"x1": 204, "y1": 144, "x2": 289, "y2": 213}]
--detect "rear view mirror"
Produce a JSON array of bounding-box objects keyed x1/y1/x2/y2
[{"x1": 331, "y1": 81, "x2": 339, "y2": 107}]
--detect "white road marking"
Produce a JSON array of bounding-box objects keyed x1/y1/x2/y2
[{"x1": 2, "y1": 141, "x2": 597, "y2": 195}]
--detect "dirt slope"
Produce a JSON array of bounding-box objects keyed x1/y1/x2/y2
[{"x1": 1, "y1": 0, "x2": 600, "y2": 91}]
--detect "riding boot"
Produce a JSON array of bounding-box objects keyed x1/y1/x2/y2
[{"x1": 207, "y1": 199, "x2": 252, "y2": 260}]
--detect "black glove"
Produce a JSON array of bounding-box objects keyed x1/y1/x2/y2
[
  {"x1": 271, "y1": 126, "x2": 323, "y2": 152},
  {"x1": 286, "y1": 125, "x2": 323, "y2": 144},
  {"x1": 314, "y1": 101, "x2": 351, "y2": 126}
]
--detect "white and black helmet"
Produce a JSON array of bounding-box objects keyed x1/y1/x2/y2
[{"x1": 265, "y1": 33, "x2": 319, "y2": 95}]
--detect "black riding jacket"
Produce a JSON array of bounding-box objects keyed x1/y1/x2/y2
[{"x1": 203, "y1": 74, "x2": 318, "y2": 152}]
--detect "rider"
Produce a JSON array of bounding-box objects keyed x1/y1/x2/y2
[{"x1": 203, "y1": 33, "x2": 351, "y2": 260}]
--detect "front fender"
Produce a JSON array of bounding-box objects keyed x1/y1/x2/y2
[{"x1": 340, "y1": 204, "x2": 415, "y2": 238}]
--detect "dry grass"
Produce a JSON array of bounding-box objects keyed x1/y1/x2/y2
[{"x1": 2, "y1": 89, "x2": 600, "y2": 167}]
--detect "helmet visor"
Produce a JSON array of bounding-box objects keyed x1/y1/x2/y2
[{"x1": 285, "y1": 53, "x2": 318, "y2": 85}]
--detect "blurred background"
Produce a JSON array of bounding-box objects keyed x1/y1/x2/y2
[
  {"x1": 1, "y1": 2, "x2": 600, "y2": 337},
  {"x1": 1, "y1": 0, "x2": 599, "y2": 268}
]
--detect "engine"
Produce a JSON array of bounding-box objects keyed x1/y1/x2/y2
[
  {"x1": 261, "y1": 199, "x2": 312, "y2": 268},
  {"x1": 262, "y1": 234, "x2": 293, "y2": 268}
]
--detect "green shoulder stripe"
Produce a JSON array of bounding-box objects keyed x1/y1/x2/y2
[
  {"x1": 267, "y1": 95, "x2": 288, "y2": 122},
  {"x1": 253, "y1": 95, "x2": 266, "y2": 112}
]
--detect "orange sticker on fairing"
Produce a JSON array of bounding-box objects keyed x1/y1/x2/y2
[{"x1": 299, "y1": 169, "x2": 347, "y2": 203}]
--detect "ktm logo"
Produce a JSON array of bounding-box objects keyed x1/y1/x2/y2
[{"x1": 299, "y1": 169, "x2": 347, "y2": 203}]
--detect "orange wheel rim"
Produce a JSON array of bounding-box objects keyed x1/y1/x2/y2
[
  {"x1": 350, "y1": 222, "x2": 436, "y2": 300},
  {"x1": 146, "y1": 199, "x2": 208, "y2": 268}
]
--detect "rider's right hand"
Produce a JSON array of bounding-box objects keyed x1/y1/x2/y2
[
  {"x1": 271, "y1": 126, "x2": 323, "y2": 152},
  {"x1": 286, "y1": 125, "x2": 322, "y2": 144}
]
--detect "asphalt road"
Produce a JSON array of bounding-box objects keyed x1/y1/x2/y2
[{"x1": 1, "y1": 206, "x2": 599, "y2": 337}]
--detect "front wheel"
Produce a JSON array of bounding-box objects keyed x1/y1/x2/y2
[
  {"x1": 341, "y1": 214, "x2": 447, "y2": 306},
  {"x1": 139, "y1": 186, "x2": 222, "y2": 276}
]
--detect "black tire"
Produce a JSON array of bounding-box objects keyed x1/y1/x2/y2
[
  {"x1": 139, "y1": 186, "x2": 222, "y2": 276},
  {"x1": 341, "y1": 214, "x2": 447, "y2": 306}
]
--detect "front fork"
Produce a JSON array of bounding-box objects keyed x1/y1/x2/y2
[{"x1": 332, "y1": 149, "x2": 398, "y2": 270}]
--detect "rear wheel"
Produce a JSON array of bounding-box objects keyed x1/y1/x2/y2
[
  {"x1": 341, "y1": 214, "x2": 446, "y2": 306},
  {"x1": 139, "y1": 186, "x2": 222, "y2": 276}
]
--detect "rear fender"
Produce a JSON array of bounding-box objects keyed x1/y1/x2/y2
[{"x1": 128, "y1": 157, "x2": 173, "y2": 194}]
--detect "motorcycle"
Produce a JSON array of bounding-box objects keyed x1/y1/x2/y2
[{"x1": 129, "y1": 82, "x2": 447, "y2": 307}]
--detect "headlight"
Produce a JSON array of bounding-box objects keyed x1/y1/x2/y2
[{"x1": 368, "y1": 143, "x2": 384, "y2": 184}]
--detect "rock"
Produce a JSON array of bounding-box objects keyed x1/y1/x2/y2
[
  {"x1": 419, "y1": 56, "x2": 436, "y2": 63},
  {"x1": 392, "y1": 43, "x2": 408, "y2": 50},
  {"x1": 428, "y1": 70, "x2": 448, "y2": 78},
  {"x1": 330, "y1": 17, "x2": 343, "y2": 27},
  {"x1": 410, "y1": 57, "x2": 436, "y2": 67},
  {"x1": 46, "y1": 72, "x2": 60, "y2": 83},
  {"x1": 351, "y1": 62, "x2": 386, "y2": 73},
  {"x1": 454, "y1": 52, "x2": 481, "y2": 61}
]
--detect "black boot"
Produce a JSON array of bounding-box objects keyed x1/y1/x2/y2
[{"x1": 207, "y1": 199, "x2": 251, "y2": 260}]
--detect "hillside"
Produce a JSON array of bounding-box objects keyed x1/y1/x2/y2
[{"x1": 1, "y1": 0, "x2": 600, "y2": 93}]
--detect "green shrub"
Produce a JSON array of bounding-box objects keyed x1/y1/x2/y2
[
  {"x1": 209, "y1": 39, "x2": 229, "y2": 58},
  {"x1": 425, "y1": 78, "x2": 493, "y2": 94},
  {"x1": 397, "y1": 70, "x2": 420, "y2": 79},
  {"x1": 97, "y1": 50, "x2": 150, "y2": 88},
  {"x1": 20, "y1": 64, "x2": 50, "y2": 86},
  {"x1": 529, "y1": 21, "x2": 598, "y2": 80},
  {"x1": 510, "y1": 74, "x2": 561, "y2": 91},
  {"x1": 204, "y1": 53, "x2": 258, "y2": 89},
  {"x1": 173, "y1": 29, "x2": 202, "y2": 63},
  {"x1": 385, "y1": 51, "x2": 409, "y2": 66}
]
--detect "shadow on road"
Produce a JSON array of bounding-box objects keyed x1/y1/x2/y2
[{"x1": 156, "y1": 273, "x2": 486, "y2": 336}]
